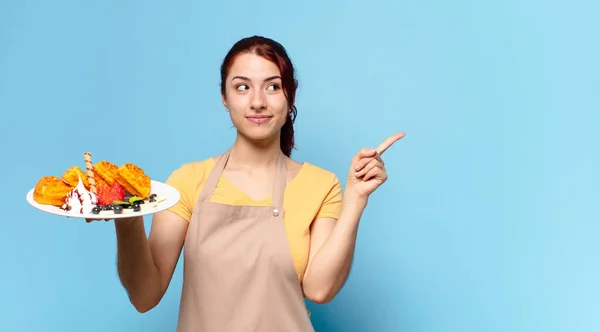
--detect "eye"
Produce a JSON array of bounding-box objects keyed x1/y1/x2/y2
[
  {"x1": 267, "y1": 83, "x2": 281, "y2": 91},
  {"x1": 236, "y1": 84, "x2": 249, "y2": 91}
]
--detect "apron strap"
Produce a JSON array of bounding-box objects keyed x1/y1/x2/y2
[
  {"x1": 271, "y1": 152, "x2": 287, "y2": 209},
  {"x1": 198, "y1": 150, "x2": 231, "y2": 202}
]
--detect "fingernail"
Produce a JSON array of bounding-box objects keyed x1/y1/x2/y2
[{"x1": 354, "y1": 164, "x2": 360, "y2": 171}]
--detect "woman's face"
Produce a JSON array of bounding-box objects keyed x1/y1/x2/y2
[{"x1": 222, "y1": 53, "x2": 289, "y2": 144}]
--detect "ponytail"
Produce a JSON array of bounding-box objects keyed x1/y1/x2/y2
[{"x1": 280, "y1": 105, "x2": 297, "y2": 157}]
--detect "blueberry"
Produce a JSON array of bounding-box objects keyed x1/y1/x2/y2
[
  {"x1": 149, "y1": 198, "x2": 156, "y2": 203},
  {"x1": 113, "y1": 206, "x2": 123, "y2": 214},
  {"x1": 149, "y1": 194, "x2": 157, "y2": 199},
  {"x1": 116, "y1": 202, "x2": 131, "y2": 209},
  {"x1": 133, "y1": 205, "x2": 141, "y2": 212},
  {"x1": 92, "y1": 207, "x2": 101, "y2": 214}
]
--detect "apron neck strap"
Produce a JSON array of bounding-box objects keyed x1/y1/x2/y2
[
  {"x1": 271, "y1": 152, "x2": 286, "y2": 209},
  {"x1": 198, "y1": 149, "x2": 287, "y2": 208},
  {"x1": 197, "y1": 150, "x2": 230, "y2": 203}
]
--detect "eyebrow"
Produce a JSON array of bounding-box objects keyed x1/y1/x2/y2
[{"x1": 231, "y1": 75, "x2": 281, "y2": 82}]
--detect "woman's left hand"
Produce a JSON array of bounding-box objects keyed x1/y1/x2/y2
[{"x1": 346, "y1": 132, "x2": 405, "y2": 200}]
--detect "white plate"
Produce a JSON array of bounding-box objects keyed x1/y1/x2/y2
[{"x1": 26, "y1": 180, "x2": 180, "y2": 219}]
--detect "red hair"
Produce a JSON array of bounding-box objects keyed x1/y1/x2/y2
[{"x1": 220, "y1": 36, "x2": 298, "y2": 157}]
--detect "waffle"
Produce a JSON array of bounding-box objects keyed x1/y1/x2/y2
[
  {"x1": 33, "y1": 176, "x2": 74, "y2": 206},
  {"x1": 116, "y1": 163, "x2": 151, "y2": 198},
  {"x1": 61, "y1": 165, "x2": 90, "y2": 189},
  {"x1": 93, "y1": 161, "x2": 119, "y2": 188}
]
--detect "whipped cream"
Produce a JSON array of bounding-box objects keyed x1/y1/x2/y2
[{"x1": 61, "y1": 176, "x2": 98, "y2": 214}]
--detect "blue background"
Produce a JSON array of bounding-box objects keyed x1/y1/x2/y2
[{"x1": 1, "y1": 0, "x2": 599, "y2": 331}]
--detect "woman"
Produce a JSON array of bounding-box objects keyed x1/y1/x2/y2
[{"x1": 99, "y1": 35, "x2": 404, "y2": 331}]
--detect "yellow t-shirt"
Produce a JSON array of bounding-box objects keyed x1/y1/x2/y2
[{"x1": 165, "y1": 157, "x2": 343, "y2": 281}]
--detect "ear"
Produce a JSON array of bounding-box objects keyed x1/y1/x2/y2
[{"x1": 221, "y1": 94, "x2": 228, "y2": 109}]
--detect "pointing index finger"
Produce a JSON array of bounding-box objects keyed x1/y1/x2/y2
[{"x1": 376, "y1": 132, "x2": 405, "y2": 155}]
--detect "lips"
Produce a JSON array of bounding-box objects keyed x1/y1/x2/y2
[{"x1": 246, "y1": 115, "x2": 272, "y2": 124}]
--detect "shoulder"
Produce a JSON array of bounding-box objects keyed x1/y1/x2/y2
[
  {"x1": 164, "y1": 158, "x2": 215, "y2": 222},
  {"x1": 292, "y1": 162, "x2": 343, "y2": 205},
  {"x1": 300, "y1": 162, "x2": 341, "y2": 186},
  {"x1": 166, "y1": 158, "x2": 216, "y2": 186},
  {"x1": 296, "y1": 163, "x2": 343, "y2": 219}
]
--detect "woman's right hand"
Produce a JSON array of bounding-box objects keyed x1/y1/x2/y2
[{"x1": 85, "y1": 218, "x2": 110, "y2": 223}]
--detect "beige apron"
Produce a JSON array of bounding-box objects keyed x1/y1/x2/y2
[{"x1": 177, "y1": 150, "x2": 315, "y2": 332}]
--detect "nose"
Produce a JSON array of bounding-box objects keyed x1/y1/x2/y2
[{"x1": 250, "y1": 89, "x2": 267, "y2": 111}]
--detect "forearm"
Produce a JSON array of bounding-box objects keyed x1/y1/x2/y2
[
  {"x1": 303, "y1": 191, "x2": 367, "y2": 303},
  {"x1": 115, "y1": 217, "x2": 161, "y2": 312}
]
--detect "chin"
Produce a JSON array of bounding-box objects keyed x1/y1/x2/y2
[
  {"x1": 244, "y1": 131, "x2": 278, "y2": 142},
  {"x1": 238, "y1": 127, "x2": 280, "y2": 144}
]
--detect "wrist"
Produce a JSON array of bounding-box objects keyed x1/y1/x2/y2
[
  {"x1": 115, "y1": 216, "x2": 143, "y2": 227},
  {"x1": 335, "y1": 189, "x2": 368, "y2": 230},
  {"x1": 342, "y1": 188, "x2": 368, "y2": 210}
]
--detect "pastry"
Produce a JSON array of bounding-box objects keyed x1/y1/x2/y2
[
  {"x1": 33, "y1": 176, "x2": 74, "y2": 206},
  {"x1": 93, "y1": 161, "x2": 119, "y2": 188},
  {"x1": 117, "y1": 163, "x2": 151, "y2": 199}
]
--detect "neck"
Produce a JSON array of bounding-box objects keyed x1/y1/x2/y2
[{"x1": 228, "y1": 132, "x2": 282, "y2": 169}]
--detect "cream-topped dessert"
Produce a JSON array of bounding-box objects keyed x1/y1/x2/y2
[{"x1": 60, "y1": 176, "x2": 98, "y2": 214}]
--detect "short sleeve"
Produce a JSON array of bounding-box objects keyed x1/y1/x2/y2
[
  {"x1": 165, "y1": 163, "x2": 196, "y2": 222},
  {"x1": 315, "y1": 174, "x2": 343, "y2": 220}
]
